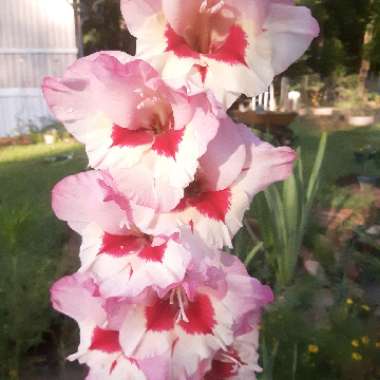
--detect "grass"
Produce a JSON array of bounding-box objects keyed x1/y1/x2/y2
[
  {"x1": 291, "y1": 119, "x2": 380, "y2": 211},
  {"x1": 292, "y1": 119, "x2": 380, "y2": 181},
  {"x1": 0, "y1": 140, "x2": 87, "y2": 260},
  {"x1": 0, "y1": 140, "x2": 88, "y2": 379}
]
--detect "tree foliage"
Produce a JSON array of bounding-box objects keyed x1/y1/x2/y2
[
  {"x1": 289, "y1": 0, "x2": 380, "y2": 77},
  {"x1": 80, "y1": 0, "x2": 135, "y2": 56}
]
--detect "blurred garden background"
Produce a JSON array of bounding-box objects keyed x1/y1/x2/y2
[{"x1": 0, "y1": 0, "x2": 380, "y2": 379}]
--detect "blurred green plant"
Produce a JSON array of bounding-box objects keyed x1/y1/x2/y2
[
  {"x1": 40, "y1": 123, "x2": 72, "y2": 141},
  {"x1": 0, "y1": 206, "x2": 55, "y2": 380},
  {"x1": 334, "y1": 75, "x2": 378, "y2": 115},
  {"x1": 24, "y1": 122, "x2": 73, "y2": 145},
  {"x1": 249, "y1": 133, "x2": 328, "y2": 288},
  {"x1": 258, "y1": 274, "x2": 380, "y2": 380}
]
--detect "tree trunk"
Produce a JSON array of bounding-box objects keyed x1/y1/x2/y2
[
  {"x1": 359, "y1": 1, "x2": 374, "y2": 92},
  {"x1": 73, "y1": 0, "x2": 84, "y2": 57}
]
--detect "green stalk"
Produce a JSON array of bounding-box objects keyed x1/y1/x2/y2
[
  {"x1": 252, "y1": 133, "x2": 327, "y2": 288},
  {"x1": 244, "y1": 241, "x2": 264, "y2": 267}
]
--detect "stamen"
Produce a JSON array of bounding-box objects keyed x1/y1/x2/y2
[
  {"x1": 119, "y1": 218, "x2": 127, "y2": 229},
  {"x1": 209, "y1": 0, "x2": 225, "y2": 14},
  {"x1": 200, "y1": 0, "x2": 225, "y2": 14},
  {"x1": 199, "y1": 0, "x2": 208, "y2": 13},
  {"x1": 175, "y1": 288, "x2": 189, "y2": 323},
  {"x1": 220, "y1": 352, "x2": 241, "y2": 365},
  {"x1": 135, "y1": 95, "x2": 172, "y2": 134},
  {"x1": 133, "y1": 88, "x2": 146, "y2": 98},
  {"x1": 169, "y1": 289, "x2": 175, "y2": 304},
  {"x1": 155, "y1": 104, "x2": 169, "y2": 130},
  {"x1": 136, "y1": 96, "x2": 160, "y2": 111},
  {"x1": 198, "y1": 1, "x2": 226, "y2": 53},
  {"x1": 169, "y1": 288, "x2": 190, "y2": 323}
]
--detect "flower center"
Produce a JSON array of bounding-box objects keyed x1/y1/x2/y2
[
  {"x1": 145, "y1": 291, "x2": 216, "y2": 334},
  {"x1": 134, "y1": 89, "x2": 174, "y2": 134},
  {"x1": 184, "y1": 178, "x2": 204, "y2": 198},
  {"x1": 184, "y1": 0, "x2": 236, "y2": 54},
  {"x1": 206, "y1": 349, "x2": 245, "y2": 378}
]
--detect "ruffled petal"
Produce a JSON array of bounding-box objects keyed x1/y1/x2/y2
[
  {"x1": 120, "y1": 305, "x2": 174, "y2": 358},
  {"x1": 92, "y1": 236, "x2": 192, "y2": 298},
  {"x1": 199, "y1": 117, "x2": 246, "y2": 191},
  {"x1": 259, "y1": 3, "x2": 320, "y2": 74},
  {"x1": 52, "y1": 171, "x2": 130, "y2": 235},
  {"x1": 50, "y1": 273, "x2": 106, "y2": 325},
  {"x1": 162, "y1": 0, "x2": 202, "y2": 39},
  {"x1": 236, "y1": 142, "x2": 297, "y2": 198},
  {"x1": 121, "y1": 0, "x2": 162, "y2": 37}
]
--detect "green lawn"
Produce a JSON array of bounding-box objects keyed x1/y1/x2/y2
[
  {"x1": 0, "y1": 140, "x2": 88, "y2": 378},
  {"x1": 292, "y1": 119, "x2": 380, "y2": 211},
  {"x1": 292, "y1": 118, "x2": 380, "y2": 182},
  {"x1": 0, "y1": 141, "x2": 87, "y2": 259}
]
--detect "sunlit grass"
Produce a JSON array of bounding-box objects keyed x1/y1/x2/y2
[
  {"x1": 0, "y1": 140, "x2": 82, "y2": 164},
  {"x1": 0, "y1": 140, "x2": 87, "y2": 259},
  {"x1": 292, "y1": 120, "x2": 380, "y2": 181}
]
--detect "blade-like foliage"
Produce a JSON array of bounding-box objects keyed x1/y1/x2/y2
[{"x1": 249, "y1": 133, "x2": 328, "y2": 288}]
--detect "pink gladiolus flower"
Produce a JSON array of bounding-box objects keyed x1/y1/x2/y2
[
  {"x1": 117, "y1": 252, "x2": 272, "y2": 378},
  {"x1": 121, "y1": 0, "x2": 319, "y2": 105},
  {"x1": 50, "y1": 272, "x2": 107, "y2": 326},
  {"x1": 51, "y1": 273, "x2": 166, "y2": 380},
  {"x1": 144, "y1": 121, "x2": 297, "y2": 248},
  {"x1": 83, "y1": 226, "x2": 193, "y2": 299},
  {"x1": 52, "y1": 170, "x2": 199, "y2": 298},
  {"x1": 43, "y1": 52, "x2": 219, "y2": 211},
  {"x1": 201, "y1": 330, "x2": 262, "y2": 380},
  {"x1": 200, "y1": 253, "x2": 273, "y2": 379},
  {"x1": 51, "y1": 170, "x2": 134, "y2": 236},
  {"x1": 50, "y1": 254, "x2": 272, "y2": 380},
  {"x1": 44, "y1": 1, "x2": 316, "y2": 377}
]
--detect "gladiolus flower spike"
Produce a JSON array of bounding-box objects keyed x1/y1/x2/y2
[{"x1": 44, "y1": 0, "x2": 318, "y2": 378}]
